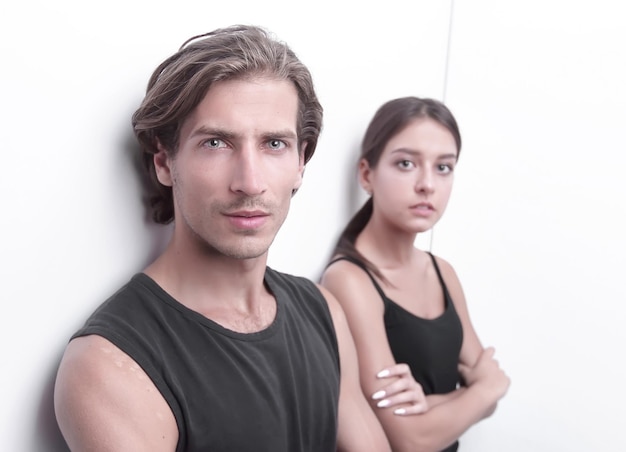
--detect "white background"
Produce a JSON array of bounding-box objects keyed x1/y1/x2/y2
[{"x1": 1, "y1": 1, "x2": 624, "y2": 451}]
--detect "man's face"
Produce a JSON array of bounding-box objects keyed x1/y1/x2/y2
[{"x1": 155, "y1": 77, "x2": 304, "y2": 260}]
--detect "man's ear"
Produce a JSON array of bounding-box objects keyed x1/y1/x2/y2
[
  {"x1": 358, "y1": 158, "x2": 372, "y2": 194},
  {"x1": 292, "y1": 143, "x2": 307, "y2": 193},
  {"x1": 154, "y1": 141, "x2": 173, "y2": 187}
]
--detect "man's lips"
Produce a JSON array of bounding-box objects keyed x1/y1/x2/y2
[
  {"x1": 224, "y1": 210, "x2": 270, "y2": 229},
  {"x1": 227, "y1": 210, "x2": 269, "y2": 218}
]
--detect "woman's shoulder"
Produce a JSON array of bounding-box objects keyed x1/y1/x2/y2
[
  {"x1": 323, "y1": 255, "x2": 371, "y2": 279},
  {"x1": 424, "y1": 251, "x2": 460, "y2": 281},
  {"x1": 321, "y1": 256, "x2": 379, "y2": 295}
]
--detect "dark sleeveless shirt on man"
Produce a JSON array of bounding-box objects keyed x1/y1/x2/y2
[
  {"x1": 329, "y1": 253, "x2": 463, "y2": 452},
  {"x1": 72, "y1": 267, "x2": 340, "y2": 452}
]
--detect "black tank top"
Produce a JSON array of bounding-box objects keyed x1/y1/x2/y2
[
  {"x1": 72, "y1": 267, "x2": 340, "y2": 451},
  {"x1": 329, "y1": 253, "x2": 463, "y2": 452}
]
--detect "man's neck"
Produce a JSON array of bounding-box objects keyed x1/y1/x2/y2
[{"x1": 143, "y1": 239, "x2": 276, "y2": 333}]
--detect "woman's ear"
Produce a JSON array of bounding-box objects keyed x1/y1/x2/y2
[
  {"x1": 358, "y1": 159, "x2": 372, "y2": 195},
  {"x1": 154, "y1": 141, "x2": 173, "y2": 187}
]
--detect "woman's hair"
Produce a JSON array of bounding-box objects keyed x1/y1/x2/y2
[
  {"x1": 132, "y1": 24, "x2": 323, "y2": 224},
  {"x1": 330, "y1": 96, "x2": 461, "y2": 281}
]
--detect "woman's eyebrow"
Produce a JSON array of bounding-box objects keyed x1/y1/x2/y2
[{"x1": 390, "y1": 148, "x2": 457, "y2": 159}]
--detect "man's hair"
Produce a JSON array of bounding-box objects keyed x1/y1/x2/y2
[{"x1": 132, "y1": 24, "x2": 323, "y2": 224}]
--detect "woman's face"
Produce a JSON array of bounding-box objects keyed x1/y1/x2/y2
[{"x1": 360, "y1": 117, "x2": 458, "y2": 234}]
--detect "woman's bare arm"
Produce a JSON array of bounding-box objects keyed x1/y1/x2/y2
[
  {"x1": 317, "y1": 285, "x2": 391, "y2": 452},
  {"x1": 321, "y1": 260, "x2": 509, "y2": 452}
]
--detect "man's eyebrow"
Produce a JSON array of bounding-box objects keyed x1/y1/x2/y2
[
  {"x1": 260, "y1": 129, "x2": 298, "y2": 140},
  {"x1": 189, "y1": 126, "x2": 236, "y2": 140},
  {"x1": 391, "y1": 148, "x2": 457, "y2": 159},
  {"x1": 188, "y1": 126, "x2": 297, "y2": 141}
]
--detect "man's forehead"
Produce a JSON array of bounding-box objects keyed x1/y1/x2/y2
[{"x1": 180, "y1": 79, "x2": 300, "y2": 141}]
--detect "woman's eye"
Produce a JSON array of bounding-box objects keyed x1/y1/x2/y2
[
  {"x1": 438, "y1": 164, "x2": 453, "y2": 174},
  {"x1": 398, "y1": 160, "x2": 414, "y2": 169}
]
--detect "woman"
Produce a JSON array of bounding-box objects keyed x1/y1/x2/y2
[{"x1": 321, "y1": 97, "x2": 510, "y2": 452}]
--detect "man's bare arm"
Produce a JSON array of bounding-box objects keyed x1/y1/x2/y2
[{"x1": 54, "y1": 335, "x2": 178, "y2": 451}]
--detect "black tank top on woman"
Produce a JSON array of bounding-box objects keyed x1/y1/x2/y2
[{"x1": 329, "y1": 253, "x2": 463, "y2": 452}]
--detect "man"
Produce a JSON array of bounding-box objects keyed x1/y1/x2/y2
[{"x1": 53, "y1": 25, "x2": 391, "y2": 451}]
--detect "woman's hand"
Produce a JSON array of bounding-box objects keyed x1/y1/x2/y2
[
  {"x1": 458, "y1": 347, "x2": 510, "y2": 401},
  {"x1": 458, "y1": 346, "x2": 510, "y2": 419},
  {"x1": 371, "y1": 363, "x2": 428, "y2": 415}
]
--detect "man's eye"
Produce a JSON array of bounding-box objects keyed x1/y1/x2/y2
[
  {"x1": 204, "y1": 138, "x2": 224, "y2": 148},
  {"x1": 268, "y1": 139, "x2": 286, "y2": 150}
]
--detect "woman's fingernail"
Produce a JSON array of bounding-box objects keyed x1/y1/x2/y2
[
  {"x1": 372, "y1": 390, "x2": 386, "y2": 400},
  {"x1": 377, "y1": 399, "x2": 390, "y2": 408},
  {"x1": 394, "y1": 408, "x2": 406, "y2": 415},
  {"x1": 377, "y1": 369, "x2": 390, "y2": 378}
]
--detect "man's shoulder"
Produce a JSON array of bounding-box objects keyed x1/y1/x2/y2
[
  {"x1": 70, "y1": 273, "x2": 169, "y2": 355},
  {"x1": 85, "y1": 273, "x2": 161, "y2": 319},
  {"x1": 265, "y1": 266, "x2": 318, "y2": 291},
  {"x1": 103, "y1": 273, "x2": 155, "y2": 302},
  {"x1": 265, "y1": 266, "x2": 333, "y2": 317}
]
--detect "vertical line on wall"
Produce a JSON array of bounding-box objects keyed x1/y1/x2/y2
[
  {"x1": 441, "y1": 0, "x2": 455, "y2": 104},
  {"x1": 430, "y1": 0, "x2": 456, "y2": 253}
]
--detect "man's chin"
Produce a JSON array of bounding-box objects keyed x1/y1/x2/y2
[{"x1": 217, "y1": 241, "x2": 272, "y2": 261}]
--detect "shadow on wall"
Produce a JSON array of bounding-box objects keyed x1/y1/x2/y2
[
  {"x1": 314, "y1": 139, "x2": 363, "y2": 283},
  {"x1": 344, "y1": 141, "x2": 365, "y2": 231},
  {"x1": 34, "y1": 353, "x2": 70, "y2": 452},
  {"x1": 31, "y1": 128, "x2": 171, "y2": 451},
  {"x1": 126, "y1": 124, "x2": 173, "y2": 266}
]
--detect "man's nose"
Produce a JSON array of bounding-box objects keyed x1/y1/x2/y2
[{"x1": 230, "y1": 147, "x2": 267, "y2": 196}]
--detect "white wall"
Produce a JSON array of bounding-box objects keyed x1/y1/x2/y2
[
  {"x1": 1, "y1": 1, "x2": 623, "y2": 451},
  {"x1": 435, "y1": 2, "x2": 626, "y2": 451}
]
